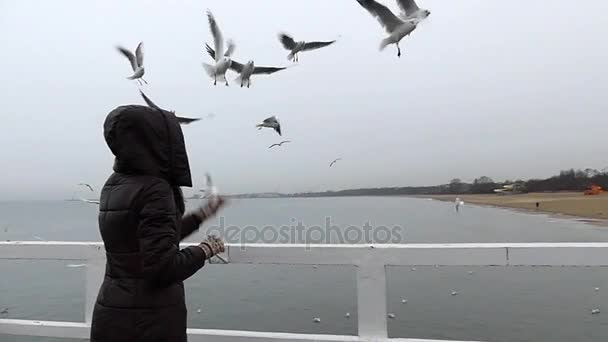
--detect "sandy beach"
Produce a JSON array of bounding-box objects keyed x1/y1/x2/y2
[{"x1": 424, "y1": 192, "x2": 608, "y2": 224}]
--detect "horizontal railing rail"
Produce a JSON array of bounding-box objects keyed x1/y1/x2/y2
[{"x1": 1, "y1": 241, "x2": 608, "y2": 341}]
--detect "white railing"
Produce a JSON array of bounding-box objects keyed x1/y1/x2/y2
[{"x1": 1, "y1": 241, "x2": 608, "y2": 341}]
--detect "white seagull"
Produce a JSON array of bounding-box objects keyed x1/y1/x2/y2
[
  {"x1": 355, "y1": 0, "x2": 424, "y2": 57},
  {"x1": 202, "y1": 11, "x2": 235, "y2": 86},
  {"x1": 329, "y1": 158, "x2": 342, "y2": 167},
  {"x1": 256, "y1": 116, "x2": 282, "y2": 136},
  {"x1": 268, "y1": 141, "x2": 291, "y2": 149},
  {"x1": 139, "y1": 90, "x2": 201, "y2": 125},
  {"x1": 204, "y1": 44, "x2": 288, "y2": 88},
  {"x1": 116, "y1": 42, "x2": 147, "y2": 85},
  {"x1": 278, "y1": 33, "x2": 336, "y2": 62},
  {"x1": 396, "y1": 0, "x2": 431, "y2": 22}
]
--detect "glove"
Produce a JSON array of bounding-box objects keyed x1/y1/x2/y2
[{"x1": 198, "y1": 235, "x2": 225, "y2": 260}]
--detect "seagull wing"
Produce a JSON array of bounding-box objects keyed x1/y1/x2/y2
[
  {"x1": 116, "y1": 46, "x2": 138, "y2": 71},
  {"x1": 302, "y1": 40, "x2": 336, "y2": 52},
  {"x1": 279, "y1": 33, "x2": 297, "y2": 50},
  {"x1": 268, "y1": 144, "x2": 279, "y2": 149},
  {"x1": 280, "y1": 140, "x2": 291, "y2": 145},
  {"x1": 263, "y1": 116, "x2": 277, "y2": 124},
  {"x1": 139, "y1": 90, "x2": 163, "y2": 111},
  {"x1": 79, "y1": 198, "x2": 100, "y2": 205},
  {"x1": 176, "y1": 116, "x2": 201, "y2": 125},
  {"x1": 230, "y1": 60, "x2": 244, "y2": 73},
  {"x1": 205, "y1": 43, "x2": 216, "y2": 60},
  {"x1": 224, "y1": 39, "x2": 236, "y2": 57},
  {"x1": 252, "y1": 65, "x2": 287, "y2": 75},
  {"x1": 135, "y1": 42, "x2": 144, "y2": 67},
  {"x1": 396, "y1": 0, "x2": 419, "y2": 16},
  {"x1": 207, "y1": 11, "x2": 224, "y2": 61},
  {"x1": 79, "y1": 183, "x2": 94, "y2": 192},
  {"x1": 356, "y1": 0, "x2": 403, "y2": 33}
]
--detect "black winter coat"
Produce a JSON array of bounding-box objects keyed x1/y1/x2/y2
[{"x1": 90, "y1": 105, "x2": 207, "y2": 342}]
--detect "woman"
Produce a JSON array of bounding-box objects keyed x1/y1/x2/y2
[{"x1": 90, "y1": 104, "x2": 226, "y2": 342}]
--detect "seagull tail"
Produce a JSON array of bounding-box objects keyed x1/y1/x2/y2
[
  {"x1": 202, "y1": 63, "x2": 215, "y2": 78},
  {"x1": 379, "y1": 37, "x2": 392, "y2": 51}
]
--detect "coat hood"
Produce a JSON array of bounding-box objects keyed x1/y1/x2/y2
[{"x1": 103, "y1": 105, "x2": 192, "y2": 187}]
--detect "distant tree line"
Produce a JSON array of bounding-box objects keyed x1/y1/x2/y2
[{"x1": 286, "y1": 168, "x2": 608, "y2": 198}]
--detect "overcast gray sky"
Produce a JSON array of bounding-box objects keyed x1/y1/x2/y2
[{"x1": 0, "y1": 0, "x2": 607, "y2": 200}]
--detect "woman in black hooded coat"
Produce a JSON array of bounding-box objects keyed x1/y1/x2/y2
[{"x1": 90, "y1": 104, "x2": 225, "y2": 342}]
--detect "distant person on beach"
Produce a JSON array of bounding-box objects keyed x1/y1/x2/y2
[
  {"x1": 90, "y1": 105, "x2": 226, "y2": 342},
  {"x1": 455, "y1": 197, "x2": 463, "y2": 212},
  {"x1": 536, "y1": 202, "x2": 540, "y2": 209}
]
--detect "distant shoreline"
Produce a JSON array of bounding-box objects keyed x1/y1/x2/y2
[{"x1": 415, "y1": 192, "x2": 608, "y2": 226}]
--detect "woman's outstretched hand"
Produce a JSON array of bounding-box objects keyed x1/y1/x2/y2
[
  {"x1": 194, "y1": 196, "x2": 227, "y2": 222},
  {"x1": 198, "y1": 235, "x2": 225, "y2": 260}
]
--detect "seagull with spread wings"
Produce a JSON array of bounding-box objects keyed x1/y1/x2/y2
[
  {"x1": 329, "y1": 158, "x2": 342, "y2": 167},
  {"x1": 202, "y1": 11, "x2": 235, "y2": 86},
  {"x1": 278, "y1": 33, "x2": 336, "y2": 62},
  {"x1": 268, "y1": 141, "x2": 291, "y2": 149},
  {"x1": 116, "y1": 42, "x2": 147, "y2": 85},
  {"x1": 256, "y1": 116, "x2": 282, "y2": 136},
  {"x1": 204, "y1": 44, "x2": 288, "y2": 88},
  {"x1": 356, "y1": 0, "x2": 426, "y2": 57},
  {"x1": 139, "y1": 90, "x2": 201, "y2": 125}
]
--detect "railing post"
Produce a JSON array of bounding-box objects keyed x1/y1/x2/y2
[
  {"x1": 84, "y1": 245, "x2": 105, "y2": 324},
  {"x1": 357, "y1": 260, "x2": 387, "y2": 339}
]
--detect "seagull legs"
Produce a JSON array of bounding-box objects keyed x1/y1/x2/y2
[
  {"x1": 396, "y1": 43, "x2": 401, "y2": 58},
  {"x1": 141, "y1": 78, "x2": 148, "y2": 85},
  {"x1": 213, "y1": 75, "x2": 217, "y2": 86},
  {"x1": 247, "y1": 79, "x2": 250, "y2": 88}
]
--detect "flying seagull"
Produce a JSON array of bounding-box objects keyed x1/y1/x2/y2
[
  {"x1": 205, "y1": 44, "x2": 288, "y2": 88},
  {"x1": 329, "y1": 158, "x2": 342, "y2": 167},
  {"x1": 116, "y1": 42, "x2": 147, "y2": 85},
  {"x1": 202, "y1": 11, "x2": 235, "y2": 86},
  {"x1": 278, "y1": 33, "x2": 336, "y2": 62},
  {"x1": 139, "y1": 90, "x2": 201, "y2": 125},
  {"x1": 268, "y1": 140, "x2": 291, "y2": 149},
  {"x1": 256, "y1": 116, "x2": 282, "y2": 136},
  {"x1": 396, "y1": 0, "x2": 431, "y2": 22},
  {"x1": 355, "y1": 0, "x2": 423, "y2": 57},
  {"x1": 78, "y1": 183, "x2": 94, "y2": 192}
]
